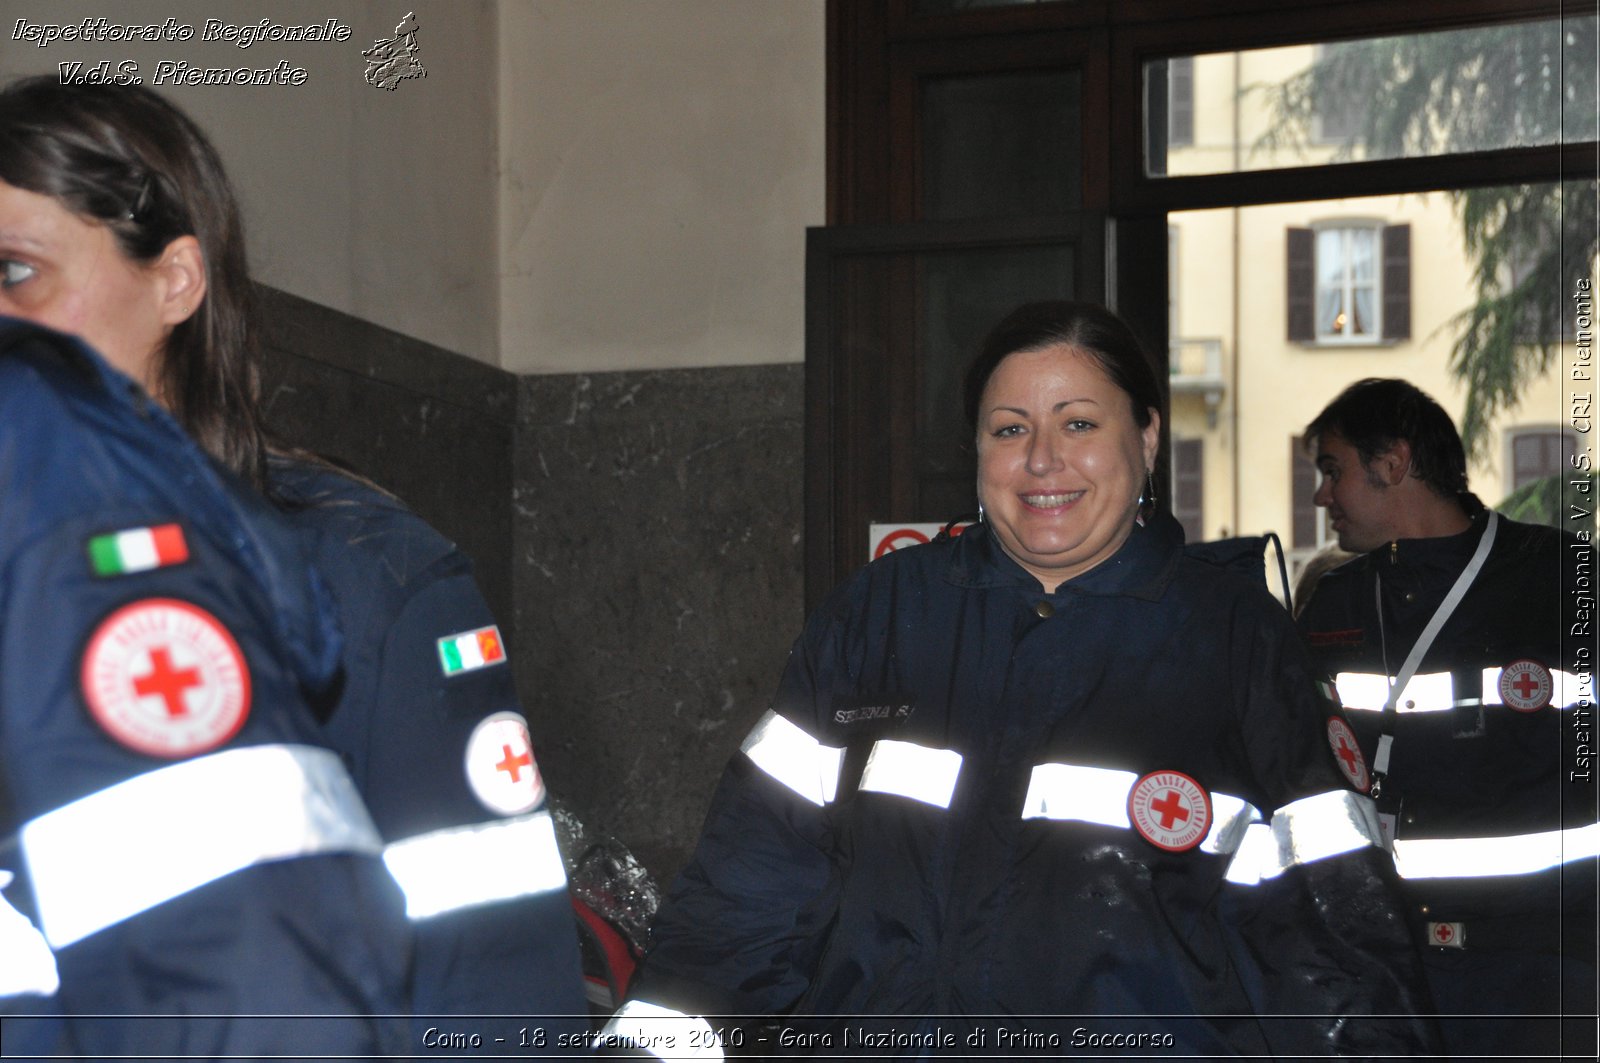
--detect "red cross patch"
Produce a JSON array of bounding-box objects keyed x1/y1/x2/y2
[
  {"x1": 464, "y1": 711, "x2": 545, "y2": 815},
  {"x1": 1427, "y1": 921, "x2": 1466, "y2": 948},
  {"x1": 1127, "y1": 770, "x2": 1211, "y2": 852},
  {"x1": 80, "y1": 598, "x2": 251, "y2": 758},
  {"x1": 1326, "y1": 716, "x2": 1370, "y2": 792},
  {"x1": 1499, "y1": 659, "x2": 1552, "y2": 712}
]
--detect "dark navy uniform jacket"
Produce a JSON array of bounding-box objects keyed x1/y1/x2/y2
[
  {"x1": 1299, "y1": 511, "x2": 1598, "y2": 1057},
  {"x1": 269, "y1": 457, "x2": 588, "y2": 1046},
  {"x1": 0, "y1": 318, "x2": 411, "y2": 1059},
  {"x1": 618, "y1": 515, "x2": 1437, "y2": 1058}
]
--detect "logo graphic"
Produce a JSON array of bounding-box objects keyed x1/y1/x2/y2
[
  {"x1": 80, "y1": 598, "x2": 251, "y2": 758},
  {"x1": 464, "y1": 711, "x2": 545, "y2": 815},
  {"x1": 1326, "y1": 716, "x2": 1370, "y2": 792},
  {"x1": 1127, "y1": 770, "x2": 1211, "y2": 852},
  {"x1": 363, "y1": 11, "x2": 425, "y2": 90},
  {"x1": 1498, "y1": 659, "x2": 1552, "y2": 712},
  {"x1": 1428, "y1": 921, "x2": 1466, "y2": 948}
]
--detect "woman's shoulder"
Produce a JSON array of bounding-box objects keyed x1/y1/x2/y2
[
  {"x1": 1170, "y1": 545, "x2": 1294, "y2": 621},
  {"x1": 0, "y1": 320, "x2": 213, "y2": 534},
  {"x1": 267, "y1": 455, "x2": 465, "y2": 588}
]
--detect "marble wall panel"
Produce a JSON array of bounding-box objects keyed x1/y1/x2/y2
[
  {"x1": 516, "y1": 366, "x2": 806, "y2": 882},
  {"x1": 255, "y1": 287, "x2": 804, "y2": 884},
  {"x1": 256, "y1": 288, "x2": 519, "y2": 638}
]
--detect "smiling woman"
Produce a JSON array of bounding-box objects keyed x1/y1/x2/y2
[
  {"x1": 966, "y1": 303, "x2": 1162, "y2": 591},
  {"x1": 609, "y1": 300, "x2": 1442, "y2": 1059}
]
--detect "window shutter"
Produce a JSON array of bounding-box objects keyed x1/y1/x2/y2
[
  {"x1": 1172, "y1": 438, "x2": 1203, "y2": 542},
  {"x1": 1291, "y1": 436, "x2": 1319, "y2": 548},
  {"x1": 1169, "y1": 57, "x2": 1194, "y2": 147},
  {"x1": 1381, "y1": 224, "x2": 1411, "y2": 342},
  {"x1": 1286, "y1": 228, "x2": 1314, "y2": 341}
]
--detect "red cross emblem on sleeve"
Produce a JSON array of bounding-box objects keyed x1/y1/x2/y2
[
  {"x1": 465, "y1": 711, "x2": 545, "y2": 815},
  {"x1": 1127, "y1": 770, "x2": 1211, "y2": 852},
  {"x1": 1326, "y1": 716, "x2": 1370, "y2": 792},
  {"x1": 80, "y1": 598, "x2": 252, "y2": 758},
  {"x1": 1498, "y1": 659, "x2": 1552, "y2": 712}
]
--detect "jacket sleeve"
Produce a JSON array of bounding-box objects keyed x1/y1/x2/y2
[
  {"x1": 363, "y1": 556, "x2": 589, "y2": 1035},
  {"x1": 615, "y1": 606, "x2": 844, "y2": 1052},
  {"x1": 1219, "y1": 594, "x2": 1441, "y2": 1058},
  {"x1": 0, "y1": 338, "x2": 413, "y2": 1058}
]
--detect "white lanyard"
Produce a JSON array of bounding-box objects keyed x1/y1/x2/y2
[{"x1": 1371, "y1": 511, "x2": 1499, "y2": 785}]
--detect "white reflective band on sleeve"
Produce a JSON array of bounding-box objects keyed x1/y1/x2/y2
[
  {"x1": 1338, "y1": 669, "x2": 1583, "y2": 712},
  {"x1": 858, "y1": 739, "x2": 963, "y2": 809},
  {"x1": 0, "y1": 873, "x2": 58, "y2": 997},
  {"x1": 602, "y1": 999, "x2": 724, "y2": 1061},
  {"x1": 1021, "y1": 764, "x2": 1135, "y2": 828},
  {"x1": 1392, "y1": 822, "x2": 1600, "y2": 879},
  {"x1": 20, "y1": 744, "x2": 381, "y2": 949},
  {"x1": 1019, "y1": 763, "x2": 1261, "y2": 855},
  {"x1": 1224, "y1": 790, "x2": 1384, "y2": 885},
  {"x1": 383, "y1": 809, "x2": 567, "y2": 920},
  {"x1": 739, "y1": 710, "x2": 844, "y2": 807},
  {"x1": 1337, "y1": 671, "x2": 1453, "y2": 712}
]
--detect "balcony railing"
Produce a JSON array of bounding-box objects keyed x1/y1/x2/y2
[{"x1": 1168, "y1": 337, "x2": 1225, "y2": 426}]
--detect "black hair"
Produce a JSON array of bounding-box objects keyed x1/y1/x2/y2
[
  {"x1": 1303, "y1": 378, "x2": 1470, "y2": 500},
  {"x1": 963, "y1": 301, "x2": 1163, "y2": 431}
]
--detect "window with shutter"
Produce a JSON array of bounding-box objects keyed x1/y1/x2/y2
[
  {"x1": 1286, "y1": 222, "x2": 1410, "y2": 345},
  {"x1": 1511, "y1": 429, "x2": 1577, "y2": 490}
]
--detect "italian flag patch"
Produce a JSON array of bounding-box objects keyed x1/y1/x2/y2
[
  {"x1": 438, "y1": 625, "x2": 506, "y2": 676},
  {"x1": 87, "y1": 524, "x2": 190, "y2": 577}
]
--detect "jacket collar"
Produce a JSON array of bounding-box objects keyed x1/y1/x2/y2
[
  {"x1": 1361, "y1": 509, "x2": 1493, "y2": 578},
  {"x1": 943, "y1": 512, "x2": 1183, "y2": 602}
]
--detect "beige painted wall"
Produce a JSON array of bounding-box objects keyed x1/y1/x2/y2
[
  {"x1": 3, "y1": 0, "x2": 501, "y2": 362},
  {"x1": 3, "y1": 0, "x2": 826, "y2": 372},
  {"x1": 496, "y1": 0, "x2": 825, "y2": 373}
]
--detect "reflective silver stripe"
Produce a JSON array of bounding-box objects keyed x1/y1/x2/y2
[
  {"x1": 858, "y1": 739, "x2": 963, "y2": 809},
  {"x1": 0, "y1": 872, "x2": 58, "y2": 997},
  {"x1": 602, "y1": 999, "x2": 723, "y2": 1060},
  {"x1": 1337, "y1": 671, "x2": 1452, "y2": 712},
  {"x1": 1224, "y1": 790, "x2": 1384, "y2": 885},
  {"x1": 1393, "y1": 822, "x2": 1600, "y2": 879},
  {"x1": 383, "y1": 809, "x2": 567, "y2": 920},
  {"x1": 1337, "y1": 669, "x2": 1582, "y2": 712},
  {"x1": 21, "y1": 744, "x2": 382, "y2": 949},
  {"x1": 1019, "y1": 763, "x2": 1262, "y2": 855},
  {"x1": 739, "y1": 710, "x2": 843, "y2": 806}
]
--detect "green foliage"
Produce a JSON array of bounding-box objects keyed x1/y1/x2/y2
[
  {"x1": 1497, "y1": 470, "x2": 1597, "y2": 532},
  {"x1": 1256, "y1": 17, "x2": 1598, "y2": 460}
]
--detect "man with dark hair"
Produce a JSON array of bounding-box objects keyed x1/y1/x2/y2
[{"x1": 1297, "y1": 377, "x2": 1597, "y2": 1058}]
